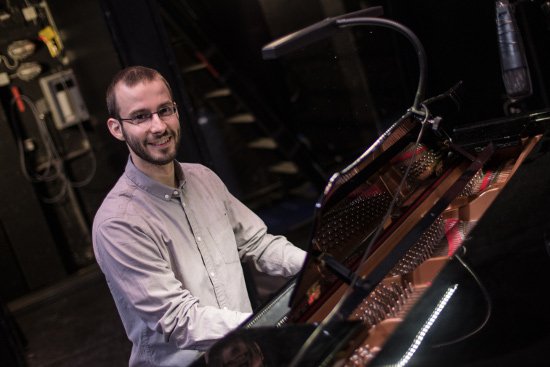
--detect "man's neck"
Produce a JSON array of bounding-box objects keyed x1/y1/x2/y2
[
  {"x1": 133, "y1": 158, "x2": 177, "y2": 187},
  {"x1": 151, "y1": 163, "x2": 177, "y2": 187}
]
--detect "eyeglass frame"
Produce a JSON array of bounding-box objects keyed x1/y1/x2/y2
[{"x1": 116, "y1": 101, "x2": 178, "y2": 126}]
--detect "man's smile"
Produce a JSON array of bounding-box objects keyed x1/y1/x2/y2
[{"x1": 149, "y1": 135, "x2": 172, "y2": 147}]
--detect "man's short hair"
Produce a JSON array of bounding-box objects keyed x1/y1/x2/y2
[{"x1": 106, "y1": 66, "x2": 173, "y2": 118}]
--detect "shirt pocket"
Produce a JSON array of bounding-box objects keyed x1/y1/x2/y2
[{"x1": 206, "y1": 212, "x2": 240, "y2": 264}]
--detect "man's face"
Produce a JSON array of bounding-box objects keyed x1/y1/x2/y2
[{"x1": 108, "y1": 78, "x2": 181, "y2": 172}]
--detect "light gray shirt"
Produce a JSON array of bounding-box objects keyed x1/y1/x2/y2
[{"x1": 92, "y1": 158, "x2": 306, "y2": 367}]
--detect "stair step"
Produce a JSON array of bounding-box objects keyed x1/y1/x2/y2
[
  {"x1": 247, "y1": 138, "x2": 278, "y2": 149},
  {"x1": 204, "y1": 88, "x2": 231, "y2": 99},
  {"x1": 182, "y1": 63, "x2": 207, "y2": 73},
  {"x1": 269, "y1": 161, "x2": 299, "y2": 175},
  {"x1": 226, "y1": 113, "x2": 255, "y2": 124}
]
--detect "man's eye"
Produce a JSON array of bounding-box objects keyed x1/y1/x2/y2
[
  {"x1": 132, "y1": 113, "x2": 150, "y2": 122},
  {"x1": 158, "y1": 106, "x2": 171, "y2": 116}
]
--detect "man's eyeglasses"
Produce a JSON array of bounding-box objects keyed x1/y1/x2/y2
[{"x1": 118, "y1": 102, "x2": 177, "y2": 125}]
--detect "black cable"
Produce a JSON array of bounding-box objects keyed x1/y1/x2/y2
[
  {"x1": 10, "y1": 94, "x2": 69, "y2": 203},
  {"x1": 431, "y1": 246, "x2": 493, "y2": 348}
]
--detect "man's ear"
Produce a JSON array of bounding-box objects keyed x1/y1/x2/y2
[{"x1": 107, "y1": 118, "x2": 125, "y2": 141}]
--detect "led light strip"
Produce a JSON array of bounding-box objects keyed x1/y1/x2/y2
[{"x1": 390, "y1": 284, "x2": 458, "y2": 367}]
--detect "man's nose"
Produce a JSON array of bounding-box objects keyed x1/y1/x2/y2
[{"x1": 149, "y1": 113, "x2": 167, "y2": 132}]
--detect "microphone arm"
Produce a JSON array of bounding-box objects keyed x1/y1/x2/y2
[
  {"x1": 262, "y1": 7, "x2": 428, "y2": 113},
  {"x1": 335, "y1": 17, "x2": 427, "y2": 114},
  {"x1": 261, "y1": 7, "x2": 384, "y2": 59}
]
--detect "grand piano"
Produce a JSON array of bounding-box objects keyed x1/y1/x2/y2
[{"x1": 192, "y1": 7, "x2": 550, "y2": 367}]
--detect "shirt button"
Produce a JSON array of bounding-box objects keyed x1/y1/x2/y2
[
  {"x1": 196, "y1": 236, "x2": 201, "y2": 242},
  {"x1": 173, "y1": 190, "x2": 179, "y2": 195},
  {"x1": 210, "y1": 272, "x2": 215, "y2": 277},
  {"x1": 164, "y1": 194, "x2": 170, "y2": 200},
  {"x1": 223, "y1": 306, "x2": 228, "y2": 310}
]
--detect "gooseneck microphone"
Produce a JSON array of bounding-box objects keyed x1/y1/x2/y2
[{"x1": 496, "y1": 0, "x2": 532, "y2": 101}]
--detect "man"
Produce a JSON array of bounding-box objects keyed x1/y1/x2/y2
[{"x1": 92, "y1": 66, "x2": 306, "y2": 367}]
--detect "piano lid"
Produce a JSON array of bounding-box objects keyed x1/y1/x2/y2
[{"x1": 287, "y1": 114, "x2": 420, "y2": 312}]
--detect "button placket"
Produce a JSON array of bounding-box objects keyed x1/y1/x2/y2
[{"x1": 181, "y1": 191, "x2": 227, "y2": 306}]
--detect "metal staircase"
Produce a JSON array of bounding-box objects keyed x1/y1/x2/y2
[{"x1": 158, "y1": 3, "x2": 328, "y2": 206}]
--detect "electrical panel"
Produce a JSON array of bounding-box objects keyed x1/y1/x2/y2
[{"x1": 39, "y1": 69, "x2": 90, "y2": 129}]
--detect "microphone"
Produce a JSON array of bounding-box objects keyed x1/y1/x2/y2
[{"x1": 495, "y1": 0, "x2": 532, "y2": 101}]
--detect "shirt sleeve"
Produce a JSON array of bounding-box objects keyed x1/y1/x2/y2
[
  {"x1": 212, "y1": 174, "x2": 307, "y2": 277},
  {"x1": 94, "y1": 217, "x2": 251, "y2": 351}
]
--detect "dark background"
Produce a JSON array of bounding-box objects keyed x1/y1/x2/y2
[{"x1": 1, "y1": 0, "x2": 549, "y2": 365}]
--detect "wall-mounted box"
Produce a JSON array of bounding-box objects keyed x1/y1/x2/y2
[{"x1": 39, "y1": 69, "x2": 89, "y2": 129}]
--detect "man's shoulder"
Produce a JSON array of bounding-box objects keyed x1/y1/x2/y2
[
  {"x1": 179, "y1": 162, "x2": 221, "y2": 183},
  {"x1": 92, "y1": 175, "x2": 140, "y2": 228},
  {"x1": 179, "y1": 162, "x2": 213, "y2": 174}
]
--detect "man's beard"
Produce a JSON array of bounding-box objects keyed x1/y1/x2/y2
[{"x1": 121, "y1": 125, "x2": 180, "y2": 166}]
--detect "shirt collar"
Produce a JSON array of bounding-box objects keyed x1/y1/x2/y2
[{"x1": 124, "y1": 157, "x2": 186, "y2": 201}]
